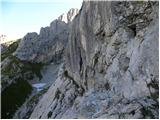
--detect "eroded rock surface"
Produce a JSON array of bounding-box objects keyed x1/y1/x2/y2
[
  {"x1": 1, "y1": 8, "x2": 79, "y2": 119},
  {"x1": 14, "y1": 8, "x2": 79, "y2": 64},
  {"x1": 30, "y1": 1, "x2": 159, "y2": 119},
  {"x1": 58, "y1": 8, "x2": 79, "y2": 23}
]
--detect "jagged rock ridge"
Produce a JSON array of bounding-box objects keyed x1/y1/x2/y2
[
  {"x1": 58, "y1": 8, "x2": 79, "y2": 23},
  {"x1": 1, "y1": 8, "x2": 79, "y2": 119},
  {"x1": 14, "y1": 8, "x2": 79, "y2": 64}
]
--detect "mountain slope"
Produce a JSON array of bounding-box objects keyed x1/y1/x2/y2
[
  {"x1": 14, "y1": 8, "x2": 79, "y2": 64},
  {"x1": 30, "y1": 1, "x2": 159, "y2": 119},
  {"x1": 1, "y1": 8, "x2": 79, "y2": 119}
]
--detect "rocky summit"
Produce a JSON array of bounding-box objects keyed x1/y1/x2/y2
[
  {"x1": 14, "y1": 8, "x2": 79, "y2": 64},
  {"x1": 1, "y1": 1, "x2": 159, "y2": 119}
]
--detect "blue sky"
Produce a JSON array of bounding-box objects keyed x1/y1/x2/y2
[{"x1": 0, "y1": 0, "x2": 83, "y2": 40}]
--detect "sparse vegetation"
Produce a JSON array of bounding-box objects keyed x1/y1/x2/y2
[
  {"x1": 140, "y1": 106, "x2": 155, "y2": 118},
  {"x1": 2, "y1": 55, "x2": 44, "y2": 79},
  {"x1": 1, "y1": 40, "x2": 45, "y2": 119},
  {"x1": 21, "y1": 87, "x2": 49, "y2": 119},
  {"x1": 104, "y1": 82, "x2": 110, "y2": 90},
  {"x1": 1, "y1": 39, "x2": 20, "y2": 61},
  {"x1": 47, "y1": 111, "x2": 53, "y2": 118},
  {"x1": 1, "y1": 39, "x2": 44, "y2": 79},
  {"x1": 1, "y1": 79, "x2": 32, "y2": 118},
  {"x1": 64, "y1": 70, "x2": 74, "y2": 80},
  {"x1": 140, "y1": 76, "x2": 159, "y2": 119},
  {"x1": 55, "y1": 89, "x2": 61, "y2": 99},
  {"x1": 28, "y1": 87, "x2": 49, "y2": 106},
  {"x1": 23, "y1": 61, "x2": 44, "y2": 79}
]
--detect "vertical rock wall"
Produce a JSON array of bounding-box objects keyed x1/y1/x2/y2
[{"x1": 30, "y1": 1, "x2": 159, "y2": 119}]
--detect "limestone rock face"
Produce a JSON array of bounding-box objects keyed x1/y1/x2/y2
[
  {"x1": 58, "y1": 8, "x2": 79, "y2": 23},
  {"x1": 14, "y1": 8, "x2": 79, "y2": 64},
  {"x1": 66, "y1": 0, "x2": 159, "y2": 98},
  {"x1": 30, "y1": 1, "x2": 159, "y2": 119},
  {"x1": 30, "y1": 64, "x2": 84, "y2": 119}
]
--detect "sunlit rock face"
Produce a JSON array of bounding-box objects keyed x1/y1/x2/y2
[
  {"x1": 58, "y1": 8, "x2": 79, "y2": 23},
  {"x1": 30, "y1": 1, "x2": 159, "y2": 119},
  {"x1": 1, "y1": 8, "x2": 79, "y2": 119},
  {"x1": 66, "y1": 0, "x2": 159, "y2": 100},
  {"x1": 14, "y1": 8, "x2": 79, "y2": 64}
]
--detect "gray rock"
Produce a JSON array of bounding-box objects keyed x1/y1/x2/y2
[
  {"x1": 14, "y1": 8, "x2": 79, "y2": 64},
  {"x1": 30, "y1": 1, "x2": 158, "y2": 119},
  {"x1": 58, "y1": 8, "x2": 79, "y2": 23}
]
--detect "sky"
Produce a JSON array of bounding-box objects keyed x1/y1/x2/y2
[{"x1": 0, "y1": 0, "x2": 83, "y2": 41}]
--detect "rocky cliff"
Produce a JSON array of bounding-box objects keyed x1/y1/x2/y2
[
  {"x1": 58, "y1": 8, "x2": 79, "y2": 23},
  {"x1": 30, "y1": 1, "x2": 159, "y2": 119},
  {"x1": 14, "y1": 8, "x2": 79, "y2": 64},
  {"x1": 1, "y1": 8, "x2": 79, "y2": 119}
]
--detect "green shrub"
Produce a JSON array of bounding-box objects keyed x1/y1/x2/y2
[
  {"x1": 1, "y1": 79, "x2": 32, "y2": 118},
  {"x1": 47, "y1": 111, "x2": 53, "y2": 118}
]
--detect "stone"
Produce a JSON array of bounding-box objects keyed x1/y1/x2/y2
[
  {"x1": 14, "y1": 8, "x2": 79, "y2": 64},
  {"x1": 2, "y1": 1, "x2": 158, "y2": 119},
  {"x1": 30, "y1": 1, "x2": 158, "y2": 119},
  {"x1": 58, "y1": 8, "x2": 79, "y2": 23}
]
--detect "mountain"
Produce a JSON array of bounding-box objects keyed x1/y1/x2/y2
[
  {"x1": 14, "y1": 8, "x2": 79, "y2": 64},
  {"x1": 58, "y1": 8, "x2": 79, "y2": 23},
  {"x1": 1, "y1": 8, "x2": 79, "y2": 119},
  {"x1": 30, "y1": 1, "x2": 159, "y2": 119},
  {"x1": 1, "y1": 1, "x2": 159, "y2": 119}
]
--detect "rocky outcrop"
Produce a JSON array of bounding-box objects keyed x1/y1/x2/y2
[
  {"x1": 58, "y1": 8, "x2": 79, "y2": 23},
  {"x1": 13, "y1": 87, "x2": 49, "y2": 119},
  {"x1": 1, "y1": 40, "x2": 44, "y2": 118},
  {"x1": 30, "y1": 64, "x2": 84, "y2": 118},
  {"x1": 1, "y1": 44, "x2": 8, "y2": 52},
  {"x1": 30, "y1": 1, "x2": 159, "y2": 119},
  {"x1": 1, "y1": 8, "x2": 79, "y2": 119},
  {"x1": 14, "y1": 8, "x2": 79, "y2": 64},
  {"x1": 1, "y1": 39, "x2": 20, "y2": 60}
]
